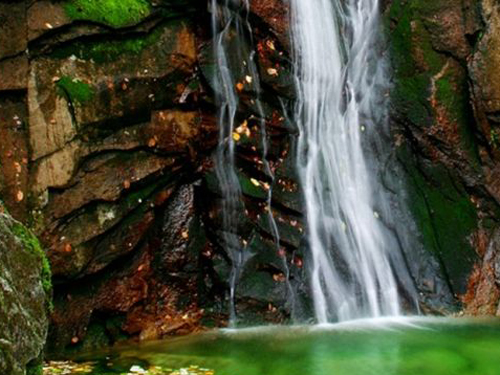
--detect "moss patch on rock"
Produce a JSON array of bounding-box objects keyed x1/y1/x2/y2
[
  {"x1": 52, "y1": 23, "x2": 163, "y2": 64},
  {"x1": 56, "y1": 76, "x2": 95, "y2": 104},
  {"x1": 64, "y1": 0, "x2": 151, "y2": 28},
  {"x1": 11, "y1": 222, "x2": 53, "y2": 312},
  {"x1": 399, "y1": 146, "x2": 478, "y2": 295}
]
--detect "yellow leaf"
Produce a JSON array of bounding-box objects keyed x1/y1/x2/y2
[
  {"x1": 267, "y1": 68, "x2": 278, "y2": 76},
  {"x1": 250, "y1": 178, "x2": 260, "y2": 187}
]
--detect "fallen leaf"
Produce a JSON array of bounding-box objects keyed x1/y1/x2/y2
[
  {"x1": 148, "y1": 137, "x2": 157, "y2": 147},
  {"x1": 250, "y1": 178, "x2": 260, "y2": 187},
  {"x1": 267, "y1": 68, "x2": 278, "y2": 76}
]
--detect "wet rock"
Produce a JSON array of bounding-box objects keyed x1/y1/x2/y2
[
  {"x1": 0, "y1": 93, "x2": 30, "y2": 222},
  {"x1": 0, "y1": 2, "x2": 27, "y2": 59},
  {"x1": 250, "y1": 0, "x2": 290, "y2": 48},
  {"x1": 0, "y1": 213, "x2": 51, "y2": 375},
  {"x1": 28, "y1": 20, "x2": 197, "y2": 162},
  {"x1": 27, "y1": 1, "x2": 72, "y2": 42},
  {"x1": 386, "y1": 0, "x2": 489, "y2": 311},
  {"x1": 470, "y1": 1, "x2": 500, "y2": 113},
  {"x1": 0, "y1": 56, "x2": 29, "y2": 91},
  {"x1": 462, "y1": 228, "x2": 500, "y2": 315},
  {"x1": 0, "y1": 0, "x2": 299, "y2": 354}
]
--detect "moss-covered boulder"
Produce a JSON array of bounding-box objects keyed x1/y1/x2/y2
[{"x1": 0, "y1": 213, "x2": 51, "y2": 375}]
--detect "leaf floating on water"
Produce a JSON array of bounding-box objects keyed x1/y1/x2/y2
[{"x1": 44, "y1": 361, "x2": 216, "y2": 375}]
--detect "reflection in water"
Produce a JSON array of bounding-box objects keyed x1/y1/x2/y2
[{"x1": 79, "y1": 318, "x2": 500, "y2": 375}]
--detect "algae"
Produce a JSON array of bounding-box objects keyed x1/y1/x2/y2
[
  {"x1": 11, "y1": 222, "x2": 53, "y2": 312},
  {"x1": 64, "y1": 0, "x2": 151, "y2": 28},
  {"x1": 51, "y1": 23, "x2": 163, "y2": 64},
  {"x1": 56, "y1": 76, "x2": 95, "y2": 104}
]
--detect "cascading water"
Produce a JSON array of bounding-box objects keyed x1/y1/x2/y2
[
  {"x1": 211, "y1": 0, "x2": 288, "y2": 323},
  {"x1": 290, "y1": 0, "x2": 416, "y2": 323},
  {"x1": 211, "y1": 0, "x2": 245, "y2": 323}
]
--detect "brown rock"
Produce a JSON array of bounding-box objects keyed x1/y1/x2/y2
[
  {"x1": 250, "y1": 0, "x2": 290, "y2": 48},
  {"x1": 0, "y1": 56, "x2": 28, "y2": 91},
  {"x1": 48, "y1": 152, "x2": 175, "y2": 219},
  {"x1": 0, "y1": 2, "x2": 27, "y2": 59},
  {"x1": 470, "y1": 0, "x2": 500, "y2": 123},
  {"x1": 27, "y1": 1, "x2": 72, "y2": 41}
]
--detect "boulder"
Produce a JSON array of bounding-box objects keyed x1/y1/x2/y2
[{"x1": 0, "y1": 213, "x2": 51, "y2": 375}]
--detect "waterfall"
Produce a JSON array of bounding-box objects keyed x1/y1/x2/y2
[
  {"x1": 211, "y1": 0, "x2": 244, "y2": 323},
  {"x1": 290, "y1": 0, "x2": 415, "y2": 323},
  {"x1": 211, "y1": 0, "x2": 288, "y2": 324}
]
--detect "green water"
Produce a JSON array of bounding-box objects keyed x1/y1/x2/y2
[{"x1": 77, "y1": 317, "x2": 500, "y2": 375}]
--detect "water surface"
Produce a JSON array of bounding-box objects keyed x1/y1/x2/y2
[{"x1": 73, "y1": 318, "x2": 500, "y2": 375}]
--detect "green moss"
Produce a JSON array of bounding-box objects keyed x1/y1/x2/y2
[
  {"x1": 237, "y1": 172, "x2": 267, "y2": 200},
  {"x1": 389, "y1": 2, "x2": 444, "y2": 129},
  {"x1": 64, "y1": 0, "x2": 151, "y2": 28},
  {"x1": 490, "y1": 129, "x2": 500, "y2": 149},
  {"x1": 400, "y1": 147, "x2": 478, "y2": 294},
  {"x1": 56, "y1": 76, "x2": 95, "y2": 104},
  {"x1": 435, "y1": 74, "x2": 481, "y2": 168},
  {"x1": 11, "y1": 223, "x2": 53, "y2": 312},
  {"x1": 51, "y1": 24, "x2": 162, "y2": 64},
  {"x1": 26, "y1": 361, "x2": 43, "y2": 375}
]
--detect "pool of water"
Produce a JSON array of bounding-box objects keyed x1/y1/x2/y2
[{"x1": 66, "y1": 317, "x2": 500, "y2": 375}]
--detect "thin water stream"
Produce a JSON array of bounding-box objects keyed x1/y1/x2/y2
[{"x1": 210, "y1": 0, "x2": 287, "y2": 323}]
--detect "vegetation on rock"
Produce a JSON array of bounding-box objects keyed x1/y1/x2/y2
[
  {"x1": 56, "y1": 76, "x2": 95, "y2": 104},
  {"x1": 64, "y1": 0, "x2": 151, "y2": 28}
]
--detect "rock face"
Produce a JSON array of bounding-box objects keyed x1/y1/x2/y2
[
  {"x1": 0, "y1": 213, "x2": 51, "y2": 375},
  {"x1": 2, "y1": 0, "x2": 500, "y2": 358},
  {"x1": 385, "y1": 0, "x2": 500, "y2": 314},
  {"x1": 1, "y1": 0, "x2": 304, "y2": 356}
]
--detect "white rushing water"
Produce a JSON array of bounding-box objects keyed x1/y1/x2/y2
[{"x1": 290, "y1": 0, "x2": 410, "y2": 323}]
